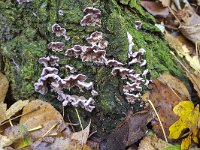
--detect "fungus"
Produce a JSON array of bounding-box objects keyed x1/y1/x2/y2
[
  {"x1": 127, "y1": 32, "x2": 134, "y2": 58},
  {"x1": 142, "y1": 69, "x2": 149, "y2": 77},
  {"x1": 65, "y1": 45, "x2": 83, "y2": 58},
  {"x1": 48, "y1": 42, "x2": 65, "y2": 52},
  {"x1": 52, "y1": 23, "x2": 70, "y2": 40},
  {"x1": 105, "y1": 59, "x2": 124, "y2": 67},
  {"x1": 135, "y1": 21, "x2": 142, "y2": 30},
  {"x1": 80, "y1": 7, "x2": 101, "y2": 26},
  {"x1": 38, "y1": 56, "x2": 59, "y2": 67},
  {"x1": 65, "y1": 65, "x2": 77, "y2": 73},
  {"x1": 91, "y1": 90, "x2": 99, "y2": 96},
  {"x1": 41, "y1": 67, "x2": 59, "y2": 77},
  {"x1": 86, "y1": 31, "x2": 108, "y2": 49},
  {"x1": 111, "y1": 67, "x2": 134, "y2": 79},
  {"x1": 81, "y1": 46, "x2": 106, "y2": 62},
  {"x1": 17, "y1": 0, "x2": 32, "y2": 4},
  {"x1": 123, "y1": 82, "x2": 142, "y2": 93},
  {"x1": 124, "y1": 93, "x2": 141, "y2": 103}
]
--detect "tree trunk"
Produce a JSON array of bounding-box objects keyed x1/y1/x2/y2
[{"x1": 0, "y1": 0, "x2": 184, "y2": 136}]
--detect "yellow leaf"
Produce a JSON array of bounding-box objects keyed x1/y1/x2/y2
[
  {"x1": 169, "y1": 101, "x2": 199, "y2": 149},
  {"x1": 181, "y1": 135, "x2": 191, "y2": 150}
]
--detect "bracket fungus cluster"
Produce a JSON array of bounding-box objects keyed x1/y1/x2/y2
[
  {"x1": 80, "y1": 7, "x2": 102, "y2": 26},
  {"x1": 35, "y1": 6, "x2": 151, "y2": 111}
]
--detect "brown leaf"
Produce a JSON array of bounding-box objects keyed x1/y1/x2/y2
[
  {"x1": 138, "y1": 135, "x2": 172, "y2": 150},
  {"x1": 0, "y1": 73, "x2": 9, "y2": 103},
  {"x1": 20, "y1": 100, "x2": 64, "y2": 140},
  {"x1": 104, "y1": 109, "x2": 154, "y2": 150},
  {"x1": 186, "y1": 72, "x2": 200, "y2": 98},
  {"x1": 140, "y1": 1, "x2": 169, "y2": 18},
  {"x1": 149, "y1": 79, "x2": 188, "y2": 139},
  {"x1": 71, "y1": 120, "x2": 91, "y2": 144},
  {"x1": 158, "y1": 72, "x2": 190, "y2": 100},
  {"x1": 6, "y1": 100, "x2": 29, "y2": 120},
  {"x1": 159, "y1": 0, "x2": 171, "y2": 7},
  {"x1": 0, "y1": 103, "x2": 7, "y2": 124},
  {"x1": 0, "y1": 134, "x2": 13, "y2": 148}
]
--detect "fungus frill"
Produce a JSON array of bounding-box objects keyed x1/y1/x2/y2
[
  {"x1": 124, "y1": 93, "x2": 141, "y2": 104},
  {"x1": 52, "y1": 23, "x2": 70, "y2": 40},
  {"x1": 111, "y1": 67, "x2": 134, "y2": 79},
  {"x1": 80, "y1": 7, "x2": 101, "y2": 26},
  {"x1": 48, "y1": 42, "x2": 65, "y2": 52},
  {"x1": 86, "y1": 31, "x2": 108, "y2": 49},
  {"x1": 123, "y1": 82, "x2": 142, "y2": 93},
  {"x1": 105, "y1": 59, "x2": 124, "y2": 67},
  {"x1": 38, "y1": 56, "x2": 59, "y2": 67},
  {"x1": 65, "y1": 45, "x2": 83, "y2": 58},
  {"x1": 17, "y1": 0, "x2": 32, "y2": 4}
]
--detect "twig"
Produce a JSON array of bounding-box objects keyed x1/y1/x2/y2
[
  {"x1": 148, "y1": 100, "x2": 168, "y2": 143},
  {"x1": 38, "y1": 122, "x2": 58, "y2": 141},
  {"x1": 75, "y1": 108, "x2": 83, "y2": 131},
  {"x1": 0, "y1": 106, "x2": 40, "y2": 126},
  {"x1": 28, "y1": 125, "x2": 43, "y2": 132}
]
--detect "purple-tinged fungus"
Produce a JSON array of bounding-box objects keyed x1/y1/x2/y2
[
  {"x1": 65, "y1": 65, "x2": 77, "y2": 73},
  {"x1": 142, "y1": 69, "x2": 149, "y2": 77},
  {"x1": 80, "y1": 7, "x2": 101, "y2": 26},
  {"x1": 17, "y1": 0, "x2": 32, "y2": 4},
  {"x1": 105, "y1": 59, "x2": 124, "y2": 67},
  {"x1": 91, "y1": 90, "x2": 99, "y2": 96},
  {"x1": 127, "y1": 32, "x2": 134, "y2": 58},
  {"x1": 38, "y1": 56, "x2": 59, "y2": 67},
  {"x1": 48, "y1": 42, "x2": 65, "y2": 52},
  {"x1": 34, "y1": 74, "x2": 61, "y2": 95},
  {"x1": 81, "y1": 46, "x2": 106, "y2": 62},
  {"x1": 86, "y1": 31, "x2": 108, "y2": 49},
  {"x1": 144, "y1": 79, "x2": 152, "y2": 87},
  {"x1": 41, "y1": 67, "x2": 59, "y2": 77},
  {"x1": 52, "y1": 23, "x2": 70, "y2": 40},
  {"x1": 94, "y1": 56, "x2": 107, "y2": 65},
  {"x1": 124, "y1": 93, "x2": 141, "y2": 103},
  {"x1": 111, "y1": 67, "x2": 134, "y2": 79},
  {"x1": 58, "y1": 10, "x2": 64, "y2": 16},
  {"x1": 77, "y1": 81, "x2": 93, "y2": 91},
  {"x1": 123, "y1": 82, "x2": 142, "y2": 93},
  {"x1": 62, "y1": 74, "x2": 87, "y2": 90},
  {"x1": 127, "y1": 74, "x2": 144, "y2": 83},
  {"x1": 140, "y1": 59, "x2": 147, "y2": 67},
  {"x1": 65, "y1": 45, "x2": 83, "y2": 58},
  {"x1": 70, "y1": 95, "x2": 95, "y2": 112},
  {"x1": 135, "y1": 21, "x2": 142, "y2": 30}
]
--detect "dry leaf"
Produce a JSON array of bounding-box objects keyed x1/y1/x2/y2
[
  {"x1": 140, "y1": 1, "x2": 169, "y2": 18},
  {"x1": 169, "y1": 101, "x2": 199, "y2": 149},
  {"x1": 71, "y1": 120, "x2": 91, "y2": 144},
  {"x1": 104, "y1": 110, "x2": 153, "y2": 150},
  {"x1": 0, "y1": 103, "x2": 7, "y2": 124},
  {"x1": 149, "y1": 79, "x2": 188, "y2": 139},
  {"x1": 165, "y1": 32, "x2": 200, "y2": 72},
  {"x1": 186, "y1": 72, "x2": 200, "y2": 98},
  {"x1": 159, "y1": 0, "x2": 171, "y2": 7},
  {"x1": 0, "y1": 73, "x2": 9, "y2": 103},
  {"x1": 158, "y1": 73, "x2": 190, "y2": 100},
  {"x1": 50, "y1": 137, "x2": 71, "y2": 150},
  {"x1": 0, "y1": 134, "x2": 13, "y2": 148},
  {"x1": 20, "y1": 100, "x2": 64, "y2": 140},
  {"x1": 138, "y1": 135, "x2": 172, "y2": 150},
  {"x1": 6, "y1": 100, "x2": 29, "y2": 120}
]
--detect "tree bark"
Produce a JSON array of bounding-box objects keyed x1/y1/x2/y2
[{"x1": 0, "y1": 0, "x2": 184, "y2": 136}]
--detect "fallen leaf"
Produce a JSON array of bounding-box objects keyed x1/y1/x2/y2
[
  {"x1": 0, "y1": 100, "x2": 29, "y2": 124},
  {"x1": 20, "y1": 100, "x2": 65, "y2": 140},
  {"x1": 6, "y1": 100, "x2": 29, "y2": 120},
  {"x1": 138, "y1": 135, "x2": 172, "y2": 150},
  {"x1": 141, "y1": 1, "x2": 169, "y2": 18},
  {"x1": 169, "y1": 101, "x2": 199, "y2": 149},
  {"x1": 0, "y1": 73, "x2": 9, "y2": 103},
  {"x1": 71, "y1": 120, "x2": 91, "y2": 144},
  {"x1": 0, "y1": 134, "x2": 13, "y2": 148},
  {"x1": 158, "y1": 73, "x2": 190, "y2": 100},
  {"x1": 165, "y1": 32, "x2": 200, "y2": 72},
  {"x1": 50, "y1": 137, "x2": 71, "y2": 150},
  {"x1": 104, "y1": 109, "x2": 153, "y2": 150},
  {"x1": 149, "y1": 79, "x2": 188, "y2": 139},
  {"x1": 186, "y1": 72, "x2": 200, "y2": 98},
  {"x1": 159, "y1": 0, "x2": 171, "y2": 7}
]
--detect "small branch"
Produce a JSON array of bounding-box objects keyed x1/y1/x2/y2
[{"x1": 148, "y1": 100, "x2": 168, "y2": 143}]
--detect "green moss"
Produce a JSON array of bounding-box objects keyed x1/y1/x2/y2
[{"x1": 1, "y1": 0, "x2": 185, "y2": 137}]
